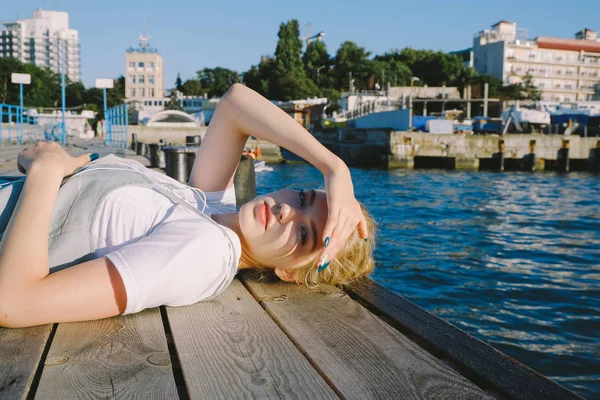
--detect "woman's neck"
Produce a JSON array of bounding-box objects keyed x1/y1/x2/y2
[{"x1": 211, "y1": 212, "x2": 255, "y2": 270}]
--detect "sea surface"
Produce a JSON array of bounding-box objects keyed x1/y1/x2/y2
[{"x1": 255, "y1": 163, "x2": 600, "y2": 399}]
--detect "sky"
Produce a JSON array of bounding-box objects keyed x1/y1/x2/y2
[{"x1": 2, "y1": 0, "x2": 600, "y2": 89}]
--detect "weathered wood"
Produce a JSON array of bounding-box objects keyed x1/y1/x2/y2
[
  {"x1": 0, "y1": 324, "x2": 53, "y2": 399},
  {"x1": 35, "y1": 308, "x2": 178, "y2": 399},
  {"x1": 346, "y1": 278, "x2": 584, "y2": 400},
  {"x1": 166, "y1": 278, "x2": 336, "y2": 399},
  {"x1": 243, "y1": 279, "x2": 493, "y2": 400}
]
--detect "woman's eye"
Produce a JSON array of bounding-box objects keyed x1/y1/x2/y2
[
  {"x1": 299, "y1": 190, "x2": 306, "y2": 207},
  {"x1": 301, "y1": 226, "x2": 308, "y2": 246}
]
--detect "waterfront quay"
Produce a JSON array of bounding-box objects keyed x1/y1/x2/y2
[
  {"x1": 314, "y1": 128, "x2": 600, "y2": 172},
  {"x1": 0, "y1": 139, "x2": 584, "y2": 399}
]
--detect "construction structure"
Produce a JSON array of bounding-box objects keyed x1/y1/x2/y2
[{"x1": 0, "y1": 9, "x2": 80, "y2": 82}]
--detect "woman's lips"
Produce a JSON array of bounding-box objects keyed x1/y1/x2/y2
[{"x1": 258, "y1": 201, "x2": 270, "y2": 230}]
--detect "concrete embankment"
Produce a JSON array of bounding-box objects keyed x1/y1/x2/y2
[
  {"x1": 313, "y1": 129, "x2": 600, "y2": 172},
  {"x1": 128, "y1": 125, "x2": 283, "y2": 163}
]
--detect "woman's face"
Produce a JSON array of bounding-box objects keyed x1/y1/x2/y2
[{"x1": 238, "y1": 189, "x2": 328, "y2": 274}]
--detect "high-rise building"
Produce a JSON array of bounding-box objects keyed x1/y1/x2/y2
[
  {"x1": 473, "y1": 21, "x2": 600, "y2": 102},
  {"x1": 0, "y1": 9, "x2": 80, "y2": 82},
  {"x1": 125, "y1": 29, "x2": 163, "y2": 101}
]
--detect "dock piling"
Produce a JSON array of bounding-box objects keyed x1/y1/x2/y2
[{"x1": 557, "y1": 140, "x2": 570, "y2": 173}]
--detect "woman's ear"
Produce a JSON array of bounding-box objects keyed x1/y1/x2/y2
[{"x1": 274, "y1": 267, "x2": 298, "y2": 283}]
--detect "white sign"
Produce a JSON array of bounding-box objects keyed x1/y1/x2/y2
[
  {"x1": 11, "y1": 73, "x2": 31, "y2": 85},
  {"x1": 95, "y1": 78, "x2": 114, "y2": 89}
]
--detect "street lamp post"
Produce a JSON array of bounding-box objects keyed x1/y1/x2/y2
[
  {"x1": 316, "y1": 65, "x2": 327, "y2": 85},
  {"x1": 58, "y1": 30, "x2": 68, "y2": 145},
  {"x1": 96, "y1": 79, "x2": 114, "y2": 145},
  {"x1": 11, "y1": 73, "x2": 31, "y2": 144}
]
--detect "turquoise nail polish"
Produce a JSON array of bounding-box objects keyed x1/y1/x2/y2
[
  {"x1": 324, "y1": 237, "x2": 330, "y2": 247},
  {"x1": 318, "y1": 261, "x2": 330, "y2": 272},
  {"x1": 90, "y1": 153, "x2": 99, "y2": 161}
]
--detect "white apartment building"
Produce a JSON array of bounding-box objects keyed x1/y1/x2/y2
[
  {"x1": 473, "y1": 21, "x2": 600, "y2": 102},
  {"x1": 125, "y1": 31, "x2": 164, "y2": 101},
  {"x1": 0, "y1": 9, "x2": 80, "y2": 82}
]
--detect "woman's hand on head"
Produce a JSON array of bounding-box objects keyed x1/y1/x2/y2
[
  {"x1": 318, "y1": 161, "x2": 368, "y2": 271},
  {"x1": 17, "y1": 141, "x2": 96, "y2": 177}
]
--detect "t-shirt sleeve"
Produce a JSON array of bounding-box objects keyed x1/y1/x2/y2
[
  {"x1": 105, "y1": 218, "x2": 237, "y2": 315},
  {"x1": 203, "y1": 185, "x2": 237, "y2": 214}
]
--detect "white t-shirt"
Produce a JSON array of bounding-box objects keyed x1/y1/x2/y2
[{"x1": 88, "y1": 165, "x2": 241, "y2": 315}]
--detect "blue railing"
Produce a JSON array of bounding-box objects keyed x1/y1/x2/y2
[
  {"x1": 0, "y1": 104, "x2": 45, "y2": 144},
  {"x1": 105, "y1": 104, "x2": 128, "y2": 148}
]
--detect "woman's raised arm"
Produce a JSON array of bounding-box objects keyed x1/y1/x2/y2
[{"x1": 189, "y1": 84, "x2": 368, "y2": 269}]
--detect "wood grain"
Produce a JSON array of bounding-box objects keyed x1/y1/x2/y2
[
  {"x1": 346, "y1": 278, "x2": 585, "y2": 400},
  {"x1": 0, "y1": 324, "x2": 53, "y2": 399},
  {"x1": 34, "y1": 308, "x2": 178, "y2": 399},
  {"x1": 166, "y1": 279, "x2": 337, "y2": 400},
  {"x1": 243, "y1": 279, "x2": 494, "y2": 400}
]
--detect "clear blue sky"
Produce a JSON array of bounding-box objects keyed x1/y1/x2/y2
[{"x1": 3, "y1": 0, "x2": 600, "y2": 88}]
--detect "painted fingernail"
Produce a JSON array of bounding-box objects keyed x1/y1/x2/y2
[
  {"x1": 318, "y1": 261, "x2": 331, "y2": 272},
  {"x1": 90, "y1": 153, "x2": 99, "y2": 161},
  {"x1": 324, "y1": 236, "x2": 330, "y2": 247},
  {"x1": 364, "y1": 238, "x2": 368, "y2": 242}
]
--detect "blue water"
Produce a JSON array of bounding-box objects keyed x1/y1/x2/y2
[{"x1": 256, "y1": 164, "x2": 600, "y2": 399}]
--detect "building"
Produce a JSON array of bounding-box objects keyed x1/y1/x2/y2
[
  {"x1": 472, "y1": 21, "x2": 600, "y2": 102},
  {"x1": 125, "y1": 29, "x2": 164, "y2": 101},
  {"x1": 0, "y1": 9, "x2": 80, "y2": 82}
]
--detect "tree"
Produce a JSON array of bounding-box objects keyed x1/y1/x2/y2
[
  {"x1": 270, "y1": 19, "x2": 316, "y2": 100},
  {"x1": 165, "y1": 90, "x2": 183, "y2": 111},
  {"x1": 303, "y1": 40, "x2": 332, "y2": 87},
  {"x1": 196, "y1": 67, "x2": 240, "y2": 98},
  {"x1": 243, "y1": 57, "x2": 274, "y2": 97},
  {"x1": 181, "y1": 79, "x2": 204, "y2": 96},
  {"x1": 175, "y1": 72, "x2": 184, "y2": 92},
  {"x1": 521, "y1": 73, "x2": 542, "y2": 101},
  {"x1": 333, "y1": 41, "x2": 372, "y2": 91}
]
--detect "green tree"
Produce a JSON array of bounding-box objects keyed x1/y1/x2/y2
[
  {"x1": 66, "y1": 81, "x2": 86, "y2": 108},
  {"x1": 333, "y1": 41, "x2": 372, "y2": 91},
  {"x1": 165, "y1": 90, "x2": 183, "y2": 111},
  {"x1": 270, "y1": 19, "x2": 317, "y2": 100},
  {"x1": 521, "y1": 73, "x2": 542, "y2": 101},
  {"x1": 175, "y1": 72, "x2": 184, "y2": 92},
  {"x1": 182, "y1": 79, "x2": 204, "y2": 96},
  {"x1": 196, "y1": 67, "x2": 240, "y2": 97},
  {"x1": 243, "y1": 57, "x2": 274, "y2": 97},
  {"x1": 303, "y1": 40, "x2": 332, "y2": 87}
]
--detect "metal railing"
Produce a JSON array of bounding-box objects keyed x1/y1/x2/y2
[
  {"x1": 0, "y1": 104, "x2": 46, "y2": 144},
  {"x1": 105, "y1": 103, "x2": 129, "y2": 148}
]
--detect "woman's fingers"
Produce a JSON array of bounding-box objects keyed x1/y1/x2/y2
[{"x1": 317, "y1": 208, "x2": 362, "y2": 270}]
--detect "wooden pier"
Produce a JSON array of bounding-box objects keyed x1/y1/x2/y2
[{"x1": 0, "y1": 140, "x2": 583, "y2": 399}]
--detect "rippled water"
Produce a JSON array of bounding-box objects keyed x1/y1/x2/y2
[{"x1": 256, "y1": 164, "x2": 600, "y2": 399}]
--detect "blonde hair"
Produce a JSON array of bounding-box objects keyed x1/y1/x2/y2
[{"x1": 244, "y1": 203, "x2": 377, "y2": 287}]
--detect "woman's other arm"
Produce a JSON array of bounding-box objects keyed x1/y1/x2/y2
[
  {"x1": 189, "y1": 83, "x2": 341, "y2": 192},
  {"x1": 0, "y1": 143, "x2": 126, "y2": 328}
]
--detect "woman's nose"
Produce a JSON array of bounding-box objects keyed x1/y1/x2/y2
[{"x1": 277, "y1": 203, "x2": 295, "y2": 224}]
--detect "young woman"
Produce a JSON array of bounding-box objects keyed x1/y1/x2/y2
[{"x1": 0, "y1": 84, "x2": 375, "y2": 329}]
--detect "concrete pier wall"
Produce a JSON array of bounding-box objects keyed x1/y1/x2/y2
[{"x1": 314, "y1": 128, "x2": 600, "y2": 171}]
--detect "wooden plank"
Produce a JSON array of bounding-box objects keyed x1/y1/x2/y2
[
  {"x1": 243, "y1": 278, "x2": 494, "y2": 400},
  {"x1": 346, "y1": 278, "x2": 585, "y2": 400},
  {"x1": 166, "y1": 279, "x2": 337, "y2": 399},
  {"x1": 35, "y1": 308, "x2": 178, "y2": 399},
  {"x1": 0, "y1": 324, "x2": 53, "y2": 399}
]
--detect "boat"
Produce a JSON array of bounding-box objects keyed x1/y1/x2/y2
[
  {"x1": 254, "y1": 160, "x2": 273, "y2": 172},
  {"x1": 500, "y1": 104, "x2": 550, "y2": 134}
]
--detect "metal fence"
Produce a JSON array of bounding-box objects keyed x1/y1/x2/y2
[
  {"x1": 105, "y1": 104, "x2": 129, "y2": 148},
  {"x1": 0, "y1": 104, "x2": 48, "y2": 144}
]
